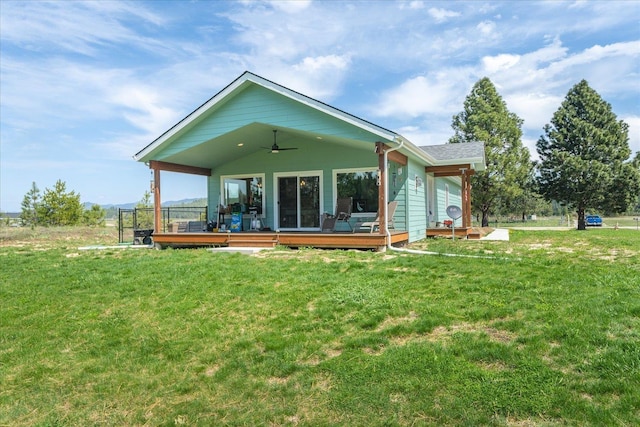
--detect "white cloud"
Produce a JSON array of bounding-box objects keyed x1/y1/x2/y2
[
  {"x1": 480, "y1": 39, "x2": 640, "y2": 129},
  {"x1": 373, "y1": 32, "x2": 640, "y2": 157},
  {"x1": 428, "y1": 7, "x2": 461, "y2": 23},
  {"x1": 622, "y1": 115, "x2": 640, "y2": 156},
  {"x1": 294, "y1": 55, "x2": 350, "y2": 72},
  {"x1": 568, "y1": 0, "x2": 590, "y2": 10},
  {"x1": 0, "y1": 58, "x2": 130, "y2": 127},
  {"x1": 477, "y1": 20, "x2": 497, "y2": 36},
  {"x1": 482, "y1": 54, "x2": 520, "y2": 73},
  {"x1": 258, "y1": 54, "x2": 352, "y2": 100},
  {"x1": 398, "y1": 124, "x2": 454, "y2": 147},
  {"x1": 0, "y1": 1, "x2": 167, "y2": 56},
  {"x1": 268, "y1": 0, "x2": 312, "y2": 13},
  {"x1": 374, "y1": 75, "x2": 459, "y2": 118},
  {"x1": 110, "y1": 86, "x2": 180, "y2": 135},
  {"x1": 504, "y1": 92, "x2": 564, "y2": 134}
]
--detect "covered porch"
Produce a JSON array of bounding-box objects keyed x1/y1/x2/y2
[{"x1": 146, "y1": 138, "x2": 409, "y2": 250}]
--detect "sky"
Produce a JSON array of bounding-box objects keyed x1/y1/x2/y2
[{"x1": 1, "y1": 0, "x2": 639, "y2": 212}]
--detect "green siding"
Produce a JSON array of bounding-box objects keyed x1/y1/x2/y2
[
  {"x1": 405, "y1": 159, "x2": 427, "y2": 242},
  {"x1": 434, "y1": 177, "x2": 463, "y2": 227},
  {"x1": 387, "y1": 160, "x2": 406, "y2": 234}
]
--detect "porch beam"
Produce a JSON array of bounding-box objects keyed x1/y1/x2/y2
[
  {"x1": 433, "y1": 170, "x2": 475, "y2": 178},
  {"x1": 426, "y1": 164, "x2": 471, "y2": 175},
  {"x1": 148, "y1": 160, "x2": 211, "y2": 176},
  {"x1": 375, "y1": 142, "x2": 408, "y2": 166}
]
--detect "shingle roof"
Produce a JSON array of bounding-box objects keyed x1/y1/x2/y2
[{"x1": 420, "y1": 142, "x2": 485, "y2": 162}]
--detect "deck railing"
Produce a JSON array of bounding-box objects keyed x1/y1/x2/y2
[{"x1": 118, "y1": 206, "x2": 208, "y2": 243}]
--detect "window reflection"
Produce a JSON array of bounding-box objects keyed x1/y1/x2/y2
[{"x1": 223, "y1": 176, "x2": 263, "y2": 214}]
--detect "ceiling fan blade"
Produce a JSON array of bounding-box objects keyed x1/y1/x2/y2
[{"x1": 265, "y1": 130, "x2": 298, "y2": 152}]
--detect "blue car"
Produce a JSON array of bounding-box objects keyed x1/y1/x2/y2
[{"x1": 585, "y1": 215, "x2": 603, "y2": 226}]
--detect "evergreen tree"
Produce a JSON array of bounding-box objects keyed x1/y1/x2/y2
[
  {"x1": 135, "y1": 191, "x2": 154, "y2": 229},
  {"x1": 83, "y1": 204, "x2": 106, "y2": 227},
  {"x1": 37, "y1": 180, "x2": 84, "y2": 226},
  {"x1": 450, "y1": 77, "x2": 532, "y2": 226},
  {"x1": 633, "y1": 153, "x2": 640, "y2": 213},
  {"x1": 504, "y1": 167, "x2": 550, "y2": 221},
  {"x1": 20, "y1": 182, "x2": 41, "y2": 227},
  {"x1": 536, "y1": 80, "x2": 640, "y2": 229}
]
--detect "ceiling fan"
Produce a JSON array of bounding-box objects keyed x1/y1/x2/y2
[{"x1": 263, "y1": 129, "x2": 298, "y2": 153}]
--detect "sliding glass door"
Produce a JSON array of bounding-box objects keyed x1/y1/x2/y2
[{"x1": 275, "y1": 172, "x2": 322, "y2": 230}]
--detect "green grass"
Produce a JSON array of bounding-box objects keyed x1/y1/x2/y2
[{"x1": 1, "y1": 227, "x2": 639, "y2": 426}]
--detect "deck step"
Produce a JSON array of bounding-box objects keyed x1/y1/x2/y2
[{"x1": 467, "y1": 232, "x2": 482, "y2": 240}]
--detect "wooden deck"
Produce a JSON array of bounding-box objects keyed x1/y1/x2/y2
[{"x1": 152, "y1": 230, "x2": 410, "y2": 250}]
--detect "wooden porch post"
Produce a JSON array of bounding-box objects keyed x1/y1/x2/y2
[
  {"x1": 376, "y1": 142, "x2": 387, "y2": 234},
  {"x1": 153, "y1": 167, "x2": 161, "y2": 233},
  {"x1": 461, "y1": 170, "x2": 471, "y2": 228},
  {"x1": 147, "y1": 161, "x2": 211, "y2": 234},
  {"x1": 466, "y1": 171, "x2": 472, "y2": 227}
]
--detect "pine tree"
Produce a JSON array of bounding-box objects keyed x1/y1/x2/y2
[
  {"x1": 449, "y1": 77, "x2": 532, "y2": 226},
  {"x1": 633, "y1": 153, "x2": 640, "y2": 213},
  {"x1": 20, "y1": 182, "x2": 41, "y2": 227},
  {"x1": 135, "y1": 191, "x2": 154, "y2": 229},
  {"x1": 37, "y1": 180, "x2": 84, "y2": 226},
  {"x1": 83, "y1": 204, "x2": 106, "y2": 227},
  {"x1": 536, "y1": 80, "x2": 640, "y2": 229}
]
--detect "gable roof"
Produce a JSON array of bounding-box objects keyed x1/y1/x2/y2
[
  {"x1": 134, "y1": 71, "x2": 399, "y2": 162},
  {"x1": 133, "y1": 71, "x2": 485, "y2": 172}
]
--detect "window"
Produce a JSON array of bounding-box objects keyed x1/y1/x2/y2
[
  {"x1": 222, "y1": 175, "x2": 264, "y2": 214},
  {"x1": 335, "y1": 169, "x2": 378, "y2": 214}
]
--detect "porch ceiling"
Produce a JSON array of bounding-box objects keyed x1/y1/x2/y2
[{"x1": 156, "y1": 123, "x2": 380, "y2": 170}]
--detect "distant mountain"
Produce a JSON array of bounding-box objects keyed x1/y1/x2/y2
[
  {"x1": 84, "y1": 202, "x2": 135, "y2": 210},
  {"x1": 84, "y1": 198, "x2": 207, "y2": 210},
  {"x1": 163, "y1": 198, "x2": 208, "y2": 207}
]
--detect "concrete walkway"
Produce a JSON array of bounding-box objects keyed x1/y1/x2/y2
[
  {"x1": 207, "y1": 246, "x2": 274, "y2": 255},
  {"x1": 481, "y1": 228, "x2": 509, "y2": 241}
]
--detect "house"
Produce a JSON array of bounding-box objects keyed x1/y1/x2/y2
[{"x1": 133, "y1": 71, "x2": 485, "y2": 249}]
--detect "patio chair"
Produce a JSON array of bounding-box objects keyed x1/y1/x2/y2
[
  {"x1": 321, "y1": 197, "x2": 353, "y2": 232},
  {"x1": 358, "y1": 201, "x2": 398, "y2": 233}
]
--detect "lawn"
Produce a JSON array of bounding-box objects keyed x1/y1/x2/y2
[{"x1": 1, "y1": 227, "x2": 639, "y2": 426}]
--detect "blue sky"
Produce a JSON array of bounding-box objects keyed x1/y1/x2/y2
[{"x1": 1, "y1": 0, "x2": 639, "y2": 212}]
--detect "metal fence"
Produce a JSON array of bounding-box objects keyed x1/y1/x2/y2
[{"x1": 118, "y1": 206, "x2": 208, "y2": 244}]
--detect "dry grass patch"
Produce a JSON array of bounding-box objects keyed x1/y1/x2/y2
[
  {"x1": 375, "y1": 311, "x2": 419, "y2": 332},
  {"x1": 476, "y1": 360, "x2": 511, "y2": 371},
  {"x1": 389, "y1": 320, "x2": 518, "y2": 348}
]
